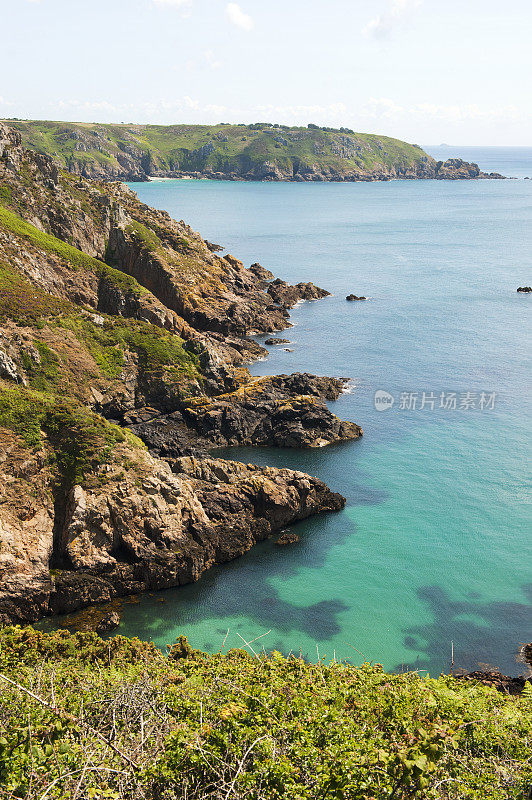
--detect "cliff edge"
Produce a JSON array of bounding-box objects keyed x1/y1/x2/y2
[{"x1": 0, "y1": 122, "x2": 360, "y2": 624}]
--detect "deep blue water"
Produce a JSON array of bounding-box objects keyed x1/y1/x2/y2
[{"x1": 115, "y1": 147, "x2": 531, "y2": 675}]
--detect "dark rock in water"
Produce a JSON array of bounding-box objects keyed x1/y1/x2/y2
[
  {"x1": 456, "y1": 670, "x2": 528, "y2": 695},
  {"x1": 249, "y1": 262, "x2": 275, "y2": 281},
  {"x1": 276, "y1": 531, "x2": 300, "y2": 546},
  {"x1": 346, "y1": 294, "x2": 367, "y2": 301},
  {"x1": 268, "y1": 279, "x2": 330, "y2": 309},
  {"x1": 96, "y1": 611, "x2": 120, "y2": 633},
  {"x1": 517, "y1": 286, "x2": 531, "y2": 292},
  {"x1": 265, "y1": 338, "x2": 290, "y2": 345},
  {"x1": 205, "y1": 240, "x2": 224, "y2": 252},
  {"x1": 284, "y1": 348, "x2": 294, "y2": 352},
  {"x1": 435, "y1": 158, "x2": 505, "y2": 181}
]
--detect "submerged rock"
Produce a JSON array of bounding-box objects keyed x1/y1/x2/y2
[
  {"x1": 96, "y1": 611, "x2": 121, "y2": 633},
  {"x1": 275, "y1": 531, "x2": 300, "y2": 546}
]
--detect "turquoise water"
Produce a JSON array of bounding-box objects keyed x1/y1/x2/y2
[{"x1": 117, "y1": 148, "x2": 532, "y2": 675}]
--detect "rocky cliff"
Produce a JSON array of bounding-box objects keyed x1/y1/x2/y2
[
  {"x1": 5, "y1": 120, "x2": 505, "y2": 183},
  {"x1": 0, "y1": 122, "x2": 360, "y2": 624}
]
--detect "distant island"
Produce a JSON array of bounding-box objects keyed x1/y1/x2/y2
[{"x1": 3, "y1": 119, "x2": 505, "y2": 183}]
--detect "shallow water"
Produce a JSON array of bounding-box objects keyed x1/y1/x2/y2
[{"x1": 113, "y1": 148, "x2": 532, "y2": 674}]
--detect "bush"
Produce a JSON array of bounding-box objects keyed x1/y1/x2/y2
[{"x1": 0, "y1": 627, "x2": 531, "y2": 799}]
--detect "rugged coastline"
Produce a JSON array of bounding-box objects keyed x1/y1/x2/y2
[
  {"x1": 0, "y1": 122, "x2": 360, "y2": 625},
  {"x1": 5, "y1": 119, "x2": 505, "y2": 183}
]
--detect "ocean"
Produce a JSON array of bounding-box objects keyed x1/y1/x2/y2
[{"x1": 115, "y1": 147, "x2": 531, "y2": 675}]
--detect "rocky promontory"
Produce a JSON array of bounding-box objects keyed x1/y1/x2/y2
[
  {"x1": 5, "y1": 120, "x2": 505, "y2": 183},
  {"x1": 0, "y1": 122, "x2": 359, "y2": 624}
]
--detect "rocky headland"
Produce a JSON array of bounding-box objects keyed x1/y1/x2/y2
[
  {"x1": 5, "y1": 120, "x2": 505, "y2": 183},
  {"x1": 0, "y1": 122, "x2": 360, "y2": 625}
]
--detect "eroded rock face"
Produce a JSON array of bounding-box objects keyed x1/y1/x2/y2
[
  {"x1": 130, "y1": 374, "x2": 361, "y2": 456},
  {"x1": 267, "y1": 279, "x2": 331, "y2": 309},
  {"x1": 0, "y1": 123, "x2": 360, "y2": 625},
  {"x1": 0, "y1": 448, "x2": 345, "y2": 624}
]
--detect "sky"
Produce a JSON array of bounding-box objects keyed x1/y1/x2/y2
[{"x1": 0, "y1": 0, "x2": 530, "y2": 145}]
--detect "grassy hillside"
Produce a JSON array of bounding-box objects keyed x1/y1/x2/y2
[
  {"x1": 4, "y1": 120, "x2": 434, "y2": 181},
  {"x1": 0, "y1": 626, "x2": 531, "y2": 799}
]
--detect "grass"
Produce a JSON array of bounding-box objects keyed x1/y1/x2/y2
[
  {"x1": 56, "y1": 315, "x2": 201, "y2": 384},
  {"x1": 0, "y1": 382, "x2": 127, "y2": 487},
  {"x1": 0, "y1": 627, "x2": 530, "y2": 799},
  {"x1": 6, "y1": 120, "x2": 432, "y2": 179},
  {"x1": 0, "y1": 262, "x2": 72, "y2": 325},
  {"x1": 0, "y1": 204, "x2": 146, "y2": 298},
  {"x1": 20, "y1": 341, "x2": 60, "y2": 392}
]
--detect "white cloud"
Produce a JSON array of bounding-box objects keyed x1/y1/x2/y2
[
  {"x1": 0, "y1": 97, "x2": 14, "y2": 107},
  {"x1": 226, "y1": 3, "x2": 254, "y2": 31},
  {"x1": 364, "y1": 0, "x2": 423, "y2": 39}
]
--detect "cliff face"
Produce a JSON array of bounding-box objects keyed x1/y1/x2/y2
[
  {"x1": 0, "y1": 122, "x2": 360, "y2": 624},
  {"x1": 5, "y1": 120, "x2": 505, "y2": 182}
]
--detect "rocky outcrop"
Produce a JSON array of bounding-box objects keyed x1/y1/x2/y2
[
  {"x1": 267, "y1": 279, "x2": 330, "y2": 309},
  {"x1": 346, "y1": 294, "x2": 366, "y2": 301},
  {"x1": 129, "y1": 375, "x2": 361, "y2": 456},
  {"x1": 0, "y1": 448, "x2": 345, "y2": 624},
  {"x1": 434, "y1": 158, "x2": 504, "y2": 180},
  {"x1": 0, "y1": 123, "x2": 361, "y2": 625},
  {"x1": 517, "y1": 286, "x2": 531, "y2": 292}
]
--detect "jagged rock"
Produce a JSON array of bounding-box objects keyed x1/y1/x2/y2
[
  {"x1": 249, "y1": 262, "x2": 275, "y2": 281},
  {"x1": 128, "y1": 374, "x2": 360, "y2": 456},
  {"x1": 346, "y1": 294, "x2": 366, "y2": 301},
  {"x1": 275, "y1": 531, "x2": 300, "y2": 546},
  {"x1": 0, "y1": 349, "x2": 23, "y2": 383},
  {"x1": 0, "y1": 448, "x2": 346, "y2": 623},
  {"x1": 434, "y1": 158, "x2": 505, "y2": 181},
  {"x1": 267, "y1": 279, "x2": 330, "y2": 309},
  {"x1": 517, "y1": 286, "x2": 531, "y2": 292},
  {"x1": 205, "y1": 240, "x2": 224, "y2": 252},
  {"x1": 265, "y1": 338, "x2": 290, "y2": 345},
  {"x1": 456, "y1": 670, "x2": 529, "y2": 695},
  {"x1": 96, "y1": 611, "x2": 121, "y2": 633},
  {"x1": 0, "y1": 124, "x2": 361, "y2": 625}
]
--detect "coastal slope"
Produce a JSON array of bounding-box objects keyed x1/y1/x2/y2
[
  {"x1": 0, "y1": 122, "x2": 360, "y2": 624},
  {"x1": 4, "y1": 119, "x2": 504, "y2": 182}
]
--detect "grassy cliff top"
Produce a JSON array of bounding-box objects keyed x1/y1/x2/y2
[
  {"x1": 4, "y1": 119, "x2": 433, "y2": 179},
  {"x1": 0, "y1": 626, "x2": 531, "y2": 799}
]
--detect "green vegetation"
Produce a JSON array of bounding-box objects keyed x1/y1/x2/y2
[
  {"x1": 125, "y1": 220, "x2": 163, "y2": 254},
  {"x1": 0, "y1": 627, "x2": 530, "y2": 799},
  {"x1": 0, "y1": 262, "x2": 72, "y2": 324},
  {"x1": 56, "y1": 315, "x2": 201, "y2": 383},
  {"x1": 6, "y1": 120, "x2": 432, "y2": 179},
  {"x1": 0, "y1": 383, "x2": 126, "y2": 487},
  {"x1": 20, "y1": 342, "x2": 60, "y2": 392},
  {"x1": 0, "y1": 204, "x2": 146, "y2": 298}
]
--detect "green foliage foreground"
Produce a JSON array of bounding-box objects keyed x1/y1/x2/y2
[{"x1": 0, "y1": 628, "x2": 531, "y2": 799}]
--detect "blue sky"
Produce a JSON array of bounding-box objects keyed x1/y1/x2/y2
[{"x1": 0, "y1": 0, "x2": 530, "y2": 145}]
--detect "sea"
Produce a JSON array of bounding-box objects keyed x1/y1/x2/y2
[{"x1": 114, "y1": 146, "x2": 531, "y2": 676}]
